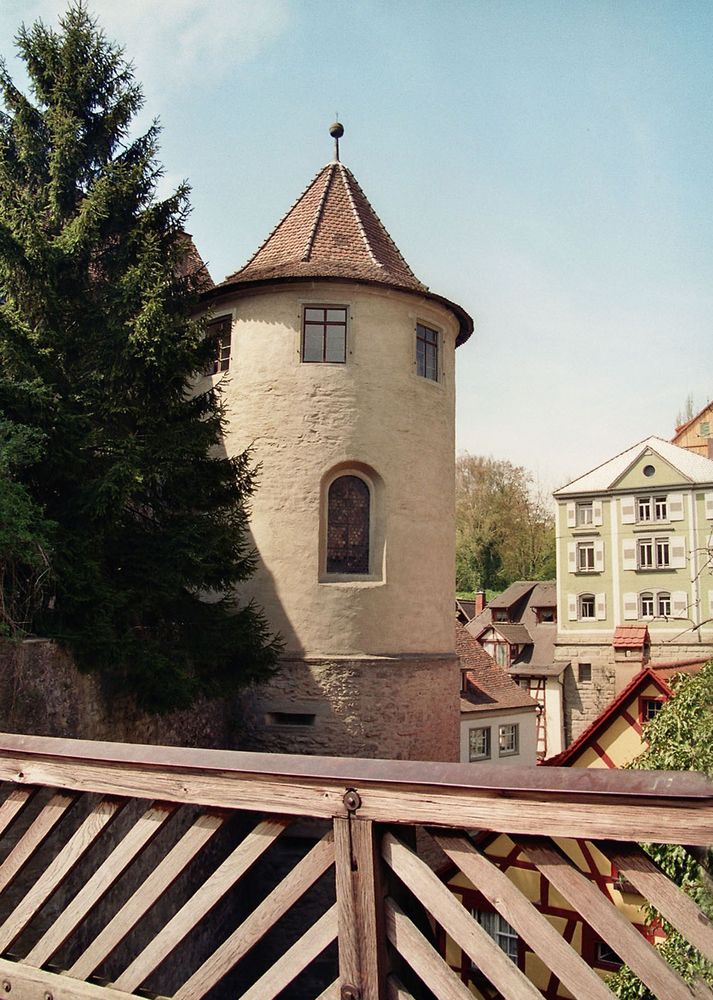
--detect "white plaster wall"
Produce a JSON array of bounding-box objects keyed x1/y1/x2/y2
[
  {"x1": 459, "y1": 709, "x2": 538, "y2": 766},
  {"x1": 545, "y1": 679, "x2": 565, "y2": 756},
  {"x1": 204, "y1": 281, "x2": 459, "y2": 658}
]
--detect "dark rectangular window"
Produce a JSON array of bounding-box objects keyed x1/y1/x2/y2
[
  {"x1": 578, "y1": 662, "x2": 592, "y2": 682},
  {"x1": 303, "y1": 306, "x2": 347, "y2": 363},
  {"x1": 207, "y1": 315, "x2": 231, "y2": 374},
  {"x1": 416, "y1": 323, "x2": 438, "y2": 380}
]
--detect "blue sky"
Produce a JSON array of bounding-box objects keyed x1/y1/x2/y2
[{"x1": 2, "y1": 0, "x2": 712, "y2": 493}]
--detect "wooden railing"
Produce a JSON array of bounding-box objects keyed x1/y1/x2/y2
[{"x1": 0, "y1": 733, "x2": 709, "y2": 999}]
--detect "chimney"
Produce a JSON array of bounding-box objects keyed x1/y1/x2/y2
[{"x1": 474, "y1": 591, "x2": 486, "y2": 615}]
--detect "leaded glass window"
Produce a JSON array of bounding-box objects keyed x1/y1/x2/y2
[{"x1": 327, "y1": 476, "x2": 370, "y2": 574}]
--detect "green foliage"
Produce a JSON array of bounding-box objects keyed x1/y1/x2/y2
[
  {"x1": 0, "y1": 4, "x2": 280, "y2": 709},
  {"x1": 609, "y1": 663, "x2": 713, "y2": 998},
  {"x1": 455, "y1": 454, "x2": 555, "y2": 592},
  {"x1": 0, "y1": 411, "x2": 54, "y2": 635}
]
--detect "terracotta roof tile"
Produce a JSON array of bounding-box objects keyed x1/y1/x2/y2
[
  {"x1": 456, "y1": 622, "x2": 537, "y2": 713},
  {"x1": 223, "y1": 162, "x2": 426, "y2": 293},
  {"x1": 612, "y1": 625, "x2": 649, "y2": 649}
]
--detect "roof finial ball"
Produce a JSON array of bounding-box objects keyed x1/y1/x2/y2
[{"x1": 329, "y1": 120, "x2": 344, "y2": 162}]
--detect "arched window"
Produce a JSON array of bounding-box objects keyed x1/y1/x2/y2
[
  {"x1": 578, "y1": 594, "x2": 595, "y2": 620},
  {"x1": 327, "y1": 475, "x2": 370, "y2": 574},
  {"x1": 640, "y1": 592, "x2": 654, "y2": 618}
]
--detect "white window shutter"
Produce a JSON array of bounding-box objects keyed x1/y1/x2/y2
[
  {"x1": 672, "y1": 591, "x2": 689, "y2": 619},
  {"x1": 568, "y1": 593, "x2": 578, "y2": 621},
  {"x1": 668, "y1": 493, "x2": 685, "y2": 521},
  {"x1": 622, "y1": 541, "x2": 637, "y2": 570},
  {"x1": 566, "y1": 502, "x2": 576, "y2": 528},
  {"x1": 621, "y1": 496, "x2": 636, "y2": 524},
  {"x1": 596, "y1": 593, "x2": 606, "y2": 620},
  {"x1": 568, "y1": 542, "x2": 576, "y2": 572},
  {"x1": 623, "y1": 593, "x2": 638, "y2": 620},
  {"x1": 670, "y1": 537, "x2": 686, "y2": 569},
  {"x1": 705, "y1": 493, "x2": 713, "y2": 520},
  {"x1": 594, "y1": 540, "x2": 605, "y2": 572},
  {"x1": 593, "y1": 499, "x2": 603, "y2": 526}
]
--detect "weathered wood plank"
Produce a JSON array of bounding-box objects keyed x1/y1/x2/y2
[
  {"x1": 515, "y1": 835, "x2": 699, "y2": 1000},
  {"x1": 0, "y1": 797, "x2": 119, "y2": 952},
  {"x1": 68, "y1": 810, "x2": 224, "y2": 980},
  {"x1": 382, "y1": 832, "x2": 544, "y2": 1000},
  {"x1": 432, "y1": 830, "x2": 615, "y2": 1000},
  {"x1": 114, "y1": 816, "x2": 289, "y2": 992},
  {"x1": 0, "y1": 957, "x2": 142, "y2": 999},
  {"x1": 600, "y1": 840, "x2": 713, "y2": 965},
  {"x1": 386, "y1": 974, "x2": 416, "y2": 1000},
  {"x1": 0, "y1": 792, "x2": 74, "y2": 894},
  {"x1": 0, "y1": 787, "x2": 32, "y2": 838},
  {"x1": 239, "y1": 902, "x2": 338, "y2": 1000},
  {"x1": 26, "y1": 802, "x2": 175, "y2": 967},
  {"x1": 335, "y1": 817, "x2": 385, "y2": 1000},
  {"x1": 174, "y1": 830, "x2": 334, "y2": 999},
  {"x1": 316, "y1": 980, "x2": 341, "y2": 1000},
  {"x1": 0, "y1": 734, "x2": 710, "y2": 845},
  {"x1": 384, "y1": 897, "x2": 476, "y2": 1000}
]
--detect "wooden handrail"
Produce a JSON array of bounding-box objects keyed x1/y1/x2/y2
[{"x1": 0, "y1": 732, "x2": 710, "y2": 844}]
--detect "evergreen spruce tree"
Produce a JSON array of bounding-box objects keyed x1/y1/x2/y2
[{"x1": 0, "y1": 4, "x2": 280, "y2": 710}]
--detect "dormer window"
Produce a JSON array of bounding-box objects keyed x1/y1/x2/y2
[
  {"x1": 493, "y1": 609, "x2": 509, "y2": 623},
  {"x1": 303, "y1": 306, "x2": 347, "y2": 363}
]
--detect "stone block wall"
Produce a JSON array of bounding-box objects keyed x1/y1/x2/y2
[
  {"x1": 239, "y1": 654, "x2": 461, "y2": 761},
  {"x1": 0, "y1": 639, "x2": 234, "y2": 748}
]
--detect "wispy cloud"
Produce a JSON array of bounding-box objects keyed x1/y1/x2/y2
[{"x1": 2, "y1": 0, "x2": 290, "y2": 102}]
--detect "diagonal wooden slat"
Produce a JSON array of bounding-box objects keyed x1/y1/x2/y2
[
  {"x1": 0, "y1": 788, "x2": 33, "y2": 839},
  {"x1": 0, "y1": 798, "x2": 121, "y2": 953},
  {"x1": 599, "y1": 840, "x2": 713, "y2": 965},
  {"x1": 68, "y1": 809, "x2": 225, "y2": 980},
  {"x1": 384, "y1": 897, "x2": 474, "y2": 1000},
  {"x1": 239, "y1": 901, "x2": 338, "y2": 1000},
  {"x1": 514, "y1": 835, "x2": 700, "y2": 1000},
  {"x1": 386, "y1": 974, "x2": 416, "y2": 1000},
  {"x1": 382, "y1": 832, "x2": 544, "y2": 1000},
  {"x1": 26, "y1": 802, "x2": 176, "y2": 968},
  {"x1": 113, "y1": 816, "x2": 290, "y2": 992},
  {"x1": 0, "y1": 792, "x2": 74, "y2": 895},
  {"x1": 432, "y1": 830, "x2": 615, "y2": 1000},
  {"x1": 0, "y1": 956, "x2": 138, "y2": 999},
  {"x1": 173, "y1": 827, "x2": 334, "y2": 1000},
  {"x1": 316, "y1": 979, "x2": 341, "y2": 1000}
]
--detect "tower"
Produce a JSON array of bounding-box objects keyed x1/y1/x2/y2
[{"x1": 201, "y1": 126, "x2": 473, "y2": 761}]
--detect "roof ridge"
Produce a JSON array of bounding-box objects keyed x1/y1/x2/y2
[
  {"x1": 229, "y1": 163, "x2": 330, "y2": 279},
  {"x1": 303, "y1": 162, "x2": 336, "y2": 261},
  {"x1": 339, "y1": 163, "x2": 423, "y2": 283},
  {"x1": 554, "y1": 435, "x2": 659, "y2": 494},
  {"x1": 337, "y1": 164, "x2": 382, "y2": 269}
]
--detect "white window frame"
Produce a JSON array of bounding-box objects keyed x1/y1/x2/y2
[
  {"x1": 655, "y1": 537, "x2": 670, "y2": 568},
  {"x1": 639, "y1": 592, "x2": 654, "y2": 618},
  {"x1": 637, "y1": 538, "x2": 654, "y2": 569},
  {"x1": 468, "y1": 726, "x2": 491, "y2": 762},
  {"x1": 472, "y1": 909, "x2": 519, "y2": 962},
  {"x1": 577, "y1": 541, "x2": 595, "y2": 572},
  {"x1": 579, "y1": 593, "x2": 595, "y2": 620},
  {"x1": 498, "y1": 723, "x2": 519, "y2": 757},
  {"x1": 576, "y1": 501, "x2": 593, "y2": 527},
  {"x1": 657, "y1": 592, "x2": 671, "y2": 617}
]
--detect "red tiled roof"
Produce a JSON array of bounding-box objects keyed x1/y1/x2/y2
[
  {"x1": 612, "y1": 625, "x2": 649, "y2": 649},
  {"x1": 223, "y1": 162, "x2": 426, "y2": 293},
  {"x1": 543, "y1": 668, "x2": 673, "y2": 767},
  {"x1": 207, "y1": 159, "x2": 474, "y2": 345},
  {"x1": 650, "y1": 657, "x2": 711, "y2": 679},
  {"x1": 456, "y1": 622, "x2": 537, "y2": 713}
]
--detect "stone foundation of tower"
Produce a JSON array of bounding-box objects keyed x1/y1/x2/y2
[{"x1": 238, "y1": 655, "x2": 460, "y2": 762}]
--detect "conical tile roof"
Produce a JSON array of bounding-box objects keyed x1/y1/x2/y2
[{"x1": 223, "y1": 161, "x2": 427, "y2": 293}]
